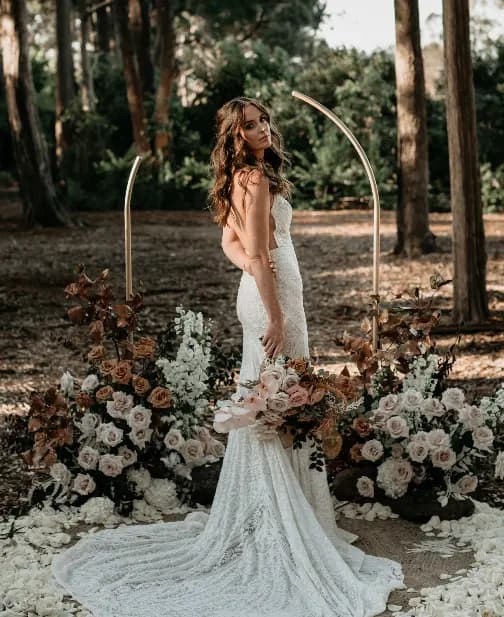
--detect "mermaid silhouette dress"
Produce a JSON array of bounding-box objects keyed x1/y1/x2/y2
[{"x1": 51, "y1": 194, "x2": 403, "y2": 617}]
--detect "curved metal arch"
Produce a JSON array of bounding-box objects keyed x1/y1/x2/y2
[{"x1": 291, "y1": 90, "x2": 380, "y2": 351}]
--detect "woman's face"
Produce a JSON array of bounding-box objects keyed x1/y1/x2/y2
[{"x1": 239, "y1": 104, "x2": 271, "y2": 157}]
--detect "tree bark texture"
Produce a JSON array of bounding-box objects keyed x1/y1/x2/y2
[
  {"x1": 55, "y1": 0, "x2": 76, "y2": 162},
  {"x1": 115, "y1": 0, "x2": 151, "y2": 154},
  {"x1": 79, "y1": 1, "x2": 96, "y2": 111},
  {"x1": 129, "y1": 0, "x2": 154, "y2": 94},
  {"x1": 96, "y1": 4, "x2": 110, "y2": 54},
  {"x1": 153, "y1": 0, "x2": 177, "y2": 159},
  {"x1": 393, "y1": 0, "x2": 434, "y2": 257},
  {"x1": 442, "y1": 0, "x2": 488, "y2": 323},
  {"x1": 0, "y1": 0, "x2": 71, "y2": 227}
]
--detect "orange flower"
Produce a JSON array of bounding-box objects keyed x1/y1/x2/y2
[
  {"x1": 75, "y1": 392, "x2": 93, "y2": 409},
  {"x1": 350, "y1": 443, "x2": 364, "y2": 463},
  {"x1": 88, "y1": 345, "x2": 105, "y2": 362},
  {"x1": 96, "y1": 385, "x2": 114, "y2": 401},
  {"x1": 133, "y1": 337, "x2": 157, "y2": 359},
  {"x1": 352, "y1": 417, "x2": 372, "y2": 438},
  {"x1": 100, "y1": 359, "x2": 117, "y2": 376},
  {"x1": 132, "y1": 376, "x2": 151, "y2": 396},
  {"x1": 147, "y1": 386, "x2": 172, "y2": 409},
  {"x1": 112, "y1": 360, "x2": 133, "y2": 385}
]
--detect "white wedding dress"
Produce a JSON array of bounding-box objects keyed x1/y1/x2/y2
[{"x1": 52, "y1": 194, "x2": 403, "y2": 617}]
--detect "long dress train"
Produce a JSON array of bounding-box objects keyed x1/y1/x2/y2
[{"x1": 51, "y1": 195, "x2": 404, "y2": 617}]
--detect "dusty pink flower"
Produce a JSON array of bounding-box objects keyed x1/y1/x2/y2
[{"x1": 287, "y1": 384, "x2": 309, "y2": 408}]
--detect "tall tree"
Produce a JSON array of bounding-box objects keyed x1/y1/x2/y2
[
  {"x1": 0, "y1": 0, "x2": 71, "y2": 227},
  {"x1": 79, "y1": 0, "x2": 95, "y2": 111},
  {"x1": 443, "y1": 0, "x2": 488, "y2": 323},
  {"x1": 96, "y1": 3, "x2": 110, "y2": 54},
  {"x1": 153, "y1": 0, "x2": 177, "y2": 159},
  {"x1": 129, "y1": 0, "x2": 154, "y2": 94},
  {"x1": 55, "y1": 0, "x2": 76, "y2": 163},
  {"x1": 115, "y1": 0, "x2": 151, "y2": 154},
  {"x1": 393, "y1": 0, "x2": 435, "y2": 257}
]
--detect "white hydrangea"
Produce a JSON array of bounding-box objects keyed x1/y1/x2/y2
[
  {"x1": 81, "y1": 373, "x2": 99, "y2": 393},
  {"x1": 60, "y1": 371, "x2": 75, "y2": 397},
  {"x1": 49, "y1": 462, "x2": 72, "y2": 486},
  {"x1": 401, "y1": 354, "x2": 441, "y2": 396},
  {"x1": 79, "y1": 496, "x2": 116, "y2": 524},
  {"x1": 127, "y1": 467, "x2": 152, "y2": 491},
  {"x1": 156, "y1": 307, "x2": 212, "y2": 407}
]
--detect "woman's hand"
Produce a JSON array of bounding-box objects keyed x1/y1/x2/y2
[
  {"x1": 244, "y1": 256, "x2": 276, "y2": 277},
  {"x1": 261, "y1": 315, "x2": 284, "y2": 358}
]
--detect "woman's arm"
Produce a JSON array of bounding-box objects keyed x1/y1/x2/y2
[
  {"x1": 241, "y1": 171, "x2": 284, "y2": 357},
  {"x1": 221, "y1": 225, "x2": 276, "y2": 277}
]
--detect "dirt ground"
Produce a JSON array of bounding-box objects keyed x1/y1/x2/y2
[{"x1": 0, "y1": 195, "x2": 503, "y2": 514}]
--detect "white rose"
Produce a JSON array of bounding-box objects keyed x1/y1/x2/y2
[
  {"x1": 394, "y1": 459, "x2": 414, "y2": 485},
  {"x1": 267, "y1": 392, "x2": 290, "y2": 413},
  {"x1": 411, "y1": 431, "x2": 429, "y2": 442},
  {"x1": 431, "y1": 446, "x2": 457, "y2": 470},
  {"x1": 50, "y1": 462, "x2": 72, "y2": 486},
  {"x1": 361, "y1": 439, "x2": 384, "y2": 462},
  {"x1": 72, "y1": 473, "x2": 96, "y2": 496},
  {"x1": 78, "y1": 445, "x2": 100, "y2": 470},
  {"x1": 422, "y1": 398, "x2": 445, "y2": 420},
  {"x1": 180, "y1": 438, "x2": 205, "y2": 465},
  {"x1": 118, "y1": 445, "x2": 137, "y2": 466},
  {"x1": 459, "y1": 404, "x2": 486, "y2": 429},
  {"x1": 127, "y1": 467, "x2": 152, "y2": 491},
  {"x1": 282, "y1": 367, "x2": 300, "y2": 390},
  {"x1": 81, "y1": 374, "x2": 99, "y2": 393},
  {"x1": 193, "y1": 426, "x2": 212, "y2": 442},
  {"x1": 60, "y1": 371, "x2": 75, "y2": 397},
  {"x1": 260, "y1": 365, "x2": 286, "y2": 394},
  {"x1": 127, "y1": 405, "x2": 152, "y2": 430},
  {"x1": 96, "y1": 422, "x2": 123, "y2": 447},
  {"x1": 472, "y1": 426, "x2": 494, "y2": 451},
  {"x1": 164, "y1": 428, "x2": 185, "y2": 451},
  {"x1": 427, "y1": 429, "x2": 450, "y2": 450},
  {"x1": 205, "y1": 438, "x2": 225, "y2": 458},
  {"x1": 106, "y1": 391, "x2": 134, "y2": 419},
  {"x1": 129, "y1": 427, "x2": 154, "y2": 449},
  {"x1": 454, "y1": 474, "x2": 478, "y2": 495},
  {"x1": 494, "y1": 451, "x2": 504, "y2": 480},
  {"x1": 77, "y1": 412, "x2": 100, "y2": 435},
  {"x1": 377, "y1": 394, "x2": 401, "y2": 415},
  {"x1": 143, "y1": 478, "x2": 179, "y2": 513},
  {"x1": 98, "y1": 453, "x2": 124, "y2": 477},
  {"x1": 386, "y1": 415, "x2": 409, "y2": 439},
  {"x1": 441, "y1": 387, "x2": 465, "y2": 411},
  {"x1": 401, "y1": 388, "x2": 424, "y2": 412},
  {"x1": 407, "y1": 440, "x2": 429, "y2": 463},
  {"x1": 356, "y1": 476, "x2": 375, "y2": 499},
  {"x1": 376, "y1": 458, "x2": 411, "y2": 498}
]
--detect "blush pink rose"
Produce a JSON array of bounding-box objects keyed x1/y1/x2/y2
[{"x1": 287, "y1": 384, "x2": 309, "y2": 408}]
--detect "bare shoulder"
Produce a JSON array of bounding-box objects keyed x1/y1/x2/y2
[{"x1": 235, "y1": 168, "x2": 269, "y2": 192}]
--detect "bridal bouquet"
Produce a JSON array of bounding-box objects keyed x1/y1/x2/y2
[
  {"x1": 213, "y1": 357, "x2": 362, "y2": 468},
  {"x1": 23, "y1": 268, "x2": 233, "y2": 514}
]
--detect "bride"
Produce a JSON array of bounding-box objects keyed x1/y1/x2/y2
[{"x1": 52, "y1": 97, "x2": 404, "y2": 617}]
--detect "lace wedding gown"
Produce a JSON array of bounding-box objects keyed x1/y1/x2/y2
[{"x1": 52, "y1": 194, "x2": 403, "y2": 617}]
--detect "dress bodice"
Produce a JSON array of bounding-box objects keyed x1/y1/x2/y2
[{"x1": 271, "y1": 195, "x2": 293, "y2": 249}]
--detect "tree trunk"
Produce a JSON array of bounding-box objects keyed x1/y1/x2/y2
[
  {"x1": 0, "y1": 0, "x2": 71, "y2": 227},
  {"x1": 79, "y1": 1, "x2": 96, "y2": 111},
  {"x1": 55, "y1": 0, "x2": 75, "y2": 164},
  {"x1": 442, "y1": 0, "x2": 488, "y2": 323},
  {"x1": 393, "y1": 0, "x2": 434, "y2": 257},
  {"x1": 129, "y1": 0, "x2": 154, "y2": 94},
  {"x1": 115, "y1": 0, "x2": 151, "y2": 154},
  {"x1": 153, "y1": 0, "x2": 177, "y2": 160},
  {"x1": 96, "y1": 4, "x2": 110, "y2": 54}
]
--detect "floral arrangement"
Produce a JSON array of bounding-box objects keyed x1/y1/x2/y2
[
  {"x1": 213, "y1": 357, "x2": 361, "y2": 469},
  {"x1": 330, "y1": 281, "x2": 504, "y2": 506},
  {"x1": 23, "y1": 268, "x2": 233, "y2": 515}
]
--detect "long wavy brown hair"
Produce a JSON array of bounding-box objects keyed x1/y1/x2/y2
[{"x1": 208, "y1": 97, "x2": 292, "y2": 227}]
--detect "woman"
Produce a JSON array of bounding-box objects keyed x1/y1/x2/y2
[{"x1": 52, "y1": 98, "x2": 403, "y2": 617}]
